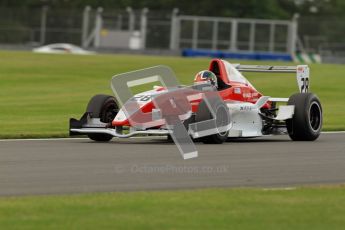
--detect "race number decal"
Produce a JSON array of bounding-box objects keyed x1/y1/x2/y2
[
  {"x1": 297, "y1": 65, "x2": 310, "y2": 93},
  {"x1": 133, "y1": 95, "x2": 152, "y2": 102},
  {"x1": 300, "y1": 77, "x2": 309, "y2": 93}
]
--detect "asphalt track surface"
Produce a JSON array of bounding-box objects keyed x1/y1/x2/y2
[{"x1": 0, "y1": 133, "x2": 344, "y2": 196}]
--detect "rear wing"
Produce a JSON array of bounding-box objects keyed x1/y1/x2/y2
[{"x1": 233, "y1": 64, "x2": 310, "y2": 93}]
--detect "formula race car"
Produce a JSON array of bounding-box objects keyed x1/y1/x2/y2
[{"x1": 70, "y1": 59, "x2": 322, "y2": 145}]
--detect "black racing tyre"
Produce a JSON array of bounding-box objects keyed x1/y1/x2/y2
[
  {"x1": 86, "y1": 94, "x2": 118, "y2": 142},
  {"x1": 167, "y1": 134, "x2": 174, "y2": 142},
  {"x1": 167, "y1": 116, "x2": 196, "y2": 142},
  {"x1": 195, "y1": 97, "x2": 230, "y2": 144},
  {"x1": 286, "y1": 93, "x2": 322, "y2": 141}
]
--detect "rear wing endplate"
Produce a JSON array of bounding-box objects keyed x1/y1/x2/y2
[{"x1": 233, "y1": 64, "x2": 310, "y2": 93}]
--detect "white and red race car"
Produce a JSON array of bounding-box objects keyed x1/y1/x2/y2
[{"x1": 70, "y1": 59, "x2": 322, "y2": 147}]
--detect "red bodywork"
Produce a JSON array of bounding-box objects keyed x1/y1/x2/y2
[
  {"x1": 112, "y1": 59, "x2": 270, "y2": 127},
  {"x1": 208, "y1": 59, "x2": 263, "y2": 103}
]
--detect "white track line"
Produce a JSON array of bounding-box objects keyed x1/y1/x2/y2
[
  {"x1": 262, "y1": 187, "x2": 297, "y2": 191},
  {"x1": 0, "y1": 136, "x2": 167, "y2": 142},
  {"x1": 0, "y1": 131, "x2": 344, "y2": 142},
  {"x1": 0, "y1": 137, "x2": 88, "y2": 142},
  {"x1": 322, "y1": 131, "x2": 345, "y2": 134}
]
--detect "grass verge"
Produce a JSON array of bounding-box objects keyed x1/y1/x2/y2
[
  {"x1": 0, "y1": 186, "x2": 345, "y2": 229},
  {"x1": 0, "y1": 51, "x2": 344, "y2": 138}
]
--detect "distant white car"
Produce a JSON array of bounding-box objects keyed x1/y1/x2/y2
[{"x1": 33, "y1": 43, "x2": 95, "y2": 55}]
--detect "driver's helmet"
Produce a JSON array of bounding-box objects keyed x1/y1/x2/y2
[{"x1": 194, "y1": 70, "x2": 218, "y2": 88}]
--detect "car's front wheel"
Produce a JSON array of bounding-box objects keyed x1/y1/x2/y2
[{"x1": 86, "y1": 94, "x2": 118, "y2": 142}]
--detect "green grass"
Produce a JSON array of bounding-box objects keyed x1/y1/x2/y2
[
  {"x1": 0, "y1": 186, "x2": 345, "y2": 229},
  {"x1": 0, "y1": 50, "x2": 344, "y2": 138}
]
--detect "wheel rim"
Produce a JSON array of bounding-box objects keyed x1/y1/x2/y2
[
  {"x1": 309, "y1": 101, "x2": 321, "y2": 132},
  {"x1": 215, "y1": 105, "x2": 230, "y2": 136}
]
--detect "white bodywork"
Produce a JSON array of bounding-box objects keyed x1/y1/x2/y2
[
  {"x1": 70, "y1": 62, "x2": 307, "y2": 139},
  {"x1": 225, "y1": 97, "x2": 294, "y2": 138},
  {"x1": 227, "y1": 102, "x2": 263, "y2": 137},
  {"x1": 71, "y1": 96, "x2": 295, "y2": 138}
]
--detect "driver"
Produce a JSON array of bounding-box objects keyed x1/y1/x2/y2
[{"x1": 193, "y1": 70, "x2": 218, "y2": 89}]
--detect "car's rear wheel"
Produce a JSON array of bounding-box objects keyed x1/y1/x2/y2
[
  {"x1": 86, "y1": 94, "x2": 118, "y2": 142},
  {"x1": 286, "y1": 93, "x2": 322, "y2": 141},
  {"x1": 195, "y1": 97, "x2": 230, "y2": 144}
]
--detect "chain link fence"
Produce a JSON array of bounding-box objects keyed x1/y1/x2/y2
[
  {"x1": 298, "y1": 16, "x2": 345, "y2": 63},
  {"x1": 146, "y1": 11, "x2": 172, "y2": 49},
  {"x1": 0, "y1": 7, "x2": 344, "y2": 63},
  {"x1": 0, "y1": 7, "x2": 41, "y2": 44}
]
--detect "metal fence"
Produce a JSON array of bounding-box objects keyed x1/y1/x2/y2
[
  {"x1": 297, "y1": 16, "x2": 345, "y2": 63},
  {"x1": 83, "y1": 8, "x2": 173, "y2": 49},
  {"x1": 171, "y1": 15, "x2": 296, "y2": 54},
  {"x1": 0, "y1": 6, "x2": 345, "y2": 62},
  {"x1": 0, "y1": 7, "x2": 41, "y2": 45},
  {"x1": 0, "y1": 7, "x2": 84, "y2": 45}
]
